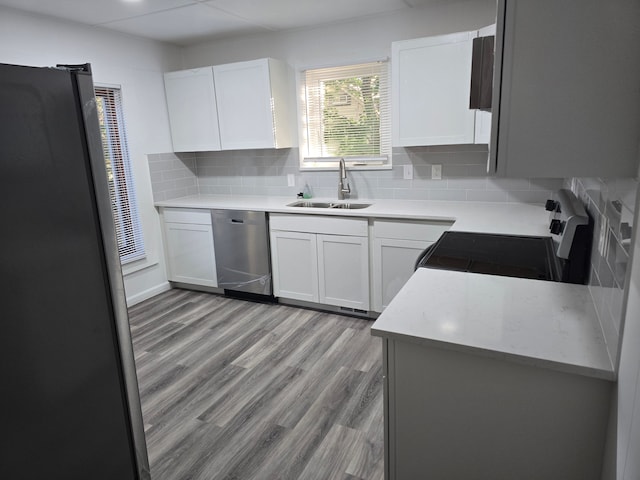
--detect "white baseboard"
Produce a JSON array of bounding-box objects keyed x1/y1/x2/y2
[{"x1": 126, "y1": 281, "x2": 171, "y2": 307}]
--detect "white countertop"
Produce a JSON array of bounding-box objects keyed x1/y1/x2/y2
[
  {"x1": 156, "y1": 194, "x2": 612, "y2": 381},
  {"x1": 371, "y1": 268, "x2": 614, "y2": 381},
  {"x1": 155, "y1": 194, "x2": 552, "y2": 236}
]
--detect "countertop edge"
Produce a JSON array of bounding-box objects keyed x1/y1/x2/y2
[
  {"x1": 370, "y1": 327, "x2": 616, "y2": 382},
  {"x1": 153, "y1": 195, "x2": 551, "y2": 235},
  {"x1": 154, "y1": 196, "x2": 458, "y2": 221}
]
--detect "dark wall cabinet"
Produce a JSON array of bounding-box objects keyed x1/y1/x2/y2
[{"x1": 489, "y1": 0, "x2": 640, "y2": 178}]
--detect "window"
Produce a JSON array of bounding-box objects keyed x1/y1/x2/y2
[
  {"x1": 94, "y1": 86, "x2": 145, "y2": 265},
  {"x1": 301, "y1": 61, "x2": 391, "y2": 169}
]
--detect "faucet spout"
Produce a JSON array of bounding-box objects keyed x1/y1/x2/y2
[{"x1": 338, "y1": 158, "x2": 351, "y2": 200}]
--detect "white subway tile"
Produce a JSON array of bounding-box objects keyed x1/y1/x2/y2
[
  {"x1": 428, "y1": 189, "x2": 467, "y2": 201},
  {"x1": 447, "y1": 178, "x2": 487, "y2": 190},
  {"x1": 466, "y1": 190, "x2": 508, "y2": 202}
]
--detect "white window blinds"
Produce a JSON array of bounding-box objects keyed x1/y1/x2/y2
[
  {"x1": 302, "y1": 61, "x2": 391, "y2": 167},
  {"x1": 94, "y1": 86, "x2": 145, "y2": 265}
]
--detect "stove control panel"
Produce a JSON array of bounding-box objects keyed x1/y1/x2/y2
[
  {"x1": 549, "y1": 219, "x2": 565, "y2": 235},
  {"x1": 545, "y1": 199, "x2": 559, "y2": 212},
  {"x1": 547, "y1": 189, "x2": 589, "y2": 259}
]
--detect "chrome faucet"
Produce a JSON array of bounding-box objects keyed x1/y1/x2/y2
[{"x1": 338, "y1": 158, "x2": 351, "y2": 200}]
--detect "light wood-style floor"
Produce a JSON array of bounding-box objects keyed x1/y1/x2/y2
[{"x1": 128, "y1": 288, "x2": 384, "y2": 480}]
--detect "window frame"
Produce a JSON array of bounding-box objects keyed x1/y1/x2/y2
[
  {"x1": 298, "y1": 60, "x2": 392, "y2": 171},
  {"x1": 94, "y1": 84, "x2": 146, "y2": 265}
]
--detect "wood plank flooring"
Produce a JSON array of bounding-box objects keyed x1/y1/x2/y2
[{"x1": 128, "y1": 289, "x2": 384, "y2": 480}]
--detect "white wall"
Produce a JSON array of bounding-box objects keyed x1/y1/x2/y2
[
  {"x1": 0, "y1": 6, "x2": 182, "y2": 305},
  {"x1": 181, "y1": 0, "x2": 496, "y2": 70}
]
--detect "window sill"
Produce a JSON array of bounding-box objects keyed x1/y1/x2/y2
[
  {"x1": 122, "y1": 256, "x2": 159, "y2": 276},
  {"x1": 299, "y1": 163, "x2": 392, "y2": 171},
  {"x1": 300, "y1": 156, "x2": 393, "y2": 171}
]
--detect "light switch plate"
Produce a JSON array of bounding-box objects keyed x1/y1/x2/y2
[
  {"x1": 431, "y1": 164, "x2": 442, "y2": 180},
  {"x1": 403, "y1": 165, "x2": 413, "y2": 180},
  {"x1": 287, "y1": 174, "x2": 295, "y2": 187}
]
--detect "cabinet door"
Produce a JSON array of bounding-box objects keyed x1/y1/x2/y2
[
  {"x1": 474, "y1": 110, "x2": 492, "y2": 145},
  {"x1": 270, "y1": 230, "x2": 319, "y2": 303},
  {"x1": 473, "y1": 24, "x2": 495, "y2": 146},
  {"x1": 372, "y1": 238, "x2": 432, "y2": 312},
  {"x1": 163, "y1": 68, "x2": 221, "y2": 152},
  {"x1": 392, "y1": 32, "x2": 477, "y2": 146},
  {"x1": 213, "y1": 59, "x2": 275, "y2": 150},
  {"x1": 317, "y1": 234, "x2": 369, "y2": 310},
  {"x1": 164, "y1": 222, "x2": 217, "y2": 287},
  {"x1": 490, "y1": 0, "x2": 640, "y2": 177}
]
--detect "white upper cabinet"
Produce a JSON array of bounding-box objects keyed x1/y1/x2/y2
[
  {"x1": 163, "y1": 58, "x2": 295, "y2": 152},
  {"x1": 213, "y1": 58, "x2": 295, "y2": 150},
  {"x1": 392, "y1": 31, "x2": 478, "y2": 147},
  {"x1": 164, "y1": 67, "x2": 221, "y2": 152},
  {"x1": 490, "y1": 0, "x2": 640, "y2": 177}
]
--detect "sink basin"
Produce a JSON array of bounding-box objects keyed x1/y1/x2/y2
[
  {"x1": 287, "y1": 200, "x2": 371, "y2": 210},
  {"x1": 288, "y1": 201, "x2": 333, "y2": 208},
  {"x1": 329, "y1": 202, "x2": 371, "y2": 209}
]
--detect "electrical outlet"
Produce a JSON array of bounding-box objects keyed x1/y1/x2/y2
[
  {"x1": 287, "y1": 173, "x2": 295, "y2": 187},
  {"x1": 431, "y1": 164, "x2": 442, "y2": 180},
  {"x1": 403, "y1": 165, "x2": 413, "y2": 180}
]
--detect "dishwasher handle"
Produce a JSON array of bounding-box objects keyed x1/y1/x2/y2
[{"x1": 230, "y1": 218, "x2": 244, "y2": 224}]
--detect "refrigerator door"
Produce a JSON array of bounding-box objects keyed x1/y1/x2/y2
[{"x1": 0, "y1": 63, "x2": 149, "y2": 479}]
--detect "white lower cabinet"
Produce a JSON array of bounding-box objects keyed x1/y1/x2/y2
[
  {"x1": 372, "y1": 219, "x2": 452, "y2": 312},
  {"x1": 270, "y1": 214, "x2": 369, "y2": 310},
  {"x1": 373, "y1": 238, "x2": 430, "y2": 312},
  {"x1": 162, "y1": 208, "x2": 217, "y2": 287},
  {"x1": 269, "y1": 230, "x2": 318, "y2": 303},
  {"x1": 317, "y1": 234, "x2": 369, "y2": 310}
]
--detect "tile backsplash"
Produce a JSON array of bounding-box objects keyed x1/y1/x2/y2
[
  {"x1": 147, "y1": 152, "x2": 199, "y2": 201},
  {"x1": 148, "y1": 147, "x2": 563, "y2": 203},
  {"x1": 569, "y1": 177, "x2": 638, "y2": 367}
]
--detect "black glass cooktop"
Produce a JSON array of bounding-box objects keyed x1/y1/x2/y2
[{"x1": 417, "y1": 231, "x2": 560, "y2": 281}]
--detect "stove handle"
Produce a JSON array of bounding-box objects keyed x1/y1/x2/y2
[{"x1": 414, "y1": 243, "x2": 437, "y2": 271}]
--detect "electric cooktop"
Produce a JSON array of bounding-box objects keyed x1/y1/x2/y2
[
  {"x1": 416, "y1": 189, "x2": 592, "y2": 284},
  {"x1": 417, "y1": 231, "x2": 560, "y2": 281}
]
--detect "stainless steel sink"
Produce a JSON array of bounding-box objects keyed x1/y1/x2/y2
[
  {"x1": 287, "y1": 200, "x2": 371, "y2": 210},
  {"x1": 287, "y1": 201, "x2": 332, "y2": 208},
  {"x1": 329, "y1": 202, "x2": 371, "y2": 209}
]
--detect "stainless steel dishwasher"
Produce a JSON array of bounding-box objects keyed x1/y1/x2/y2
[{"x1": 211, "y1": 209, "x2": 272, "y2": 296}]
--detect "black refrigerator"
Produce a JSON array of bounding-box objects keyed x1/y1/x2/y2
[{"x1": 0, "y1": 63, "x2": 150, "y2": 479}]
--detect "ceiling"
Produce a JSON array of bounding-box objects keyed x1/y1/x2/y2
[{"x1": 0, "y1": 0, "x2": 443, "y2": 46}]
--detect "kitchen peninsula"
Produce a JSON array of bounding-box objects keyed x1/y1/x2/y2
[{"x1": 372, "y1": 250, "x2": 613, "y2": 479}]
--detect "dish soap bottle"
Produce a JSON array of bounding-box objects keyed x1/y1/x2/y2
[{"x1": 302, "y1": 183, "x2": 312, "y2": 199}]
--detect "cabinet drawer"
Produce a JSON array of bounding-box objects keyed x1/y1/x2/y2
[
  {"x1": 270, "y1": 214, "x2": 368, "y2": 237},
  {"x1": 162, "y1": 208, "x2": 211, "y2": 225},
  {"x1": 374, "y1": 219, "x2": 452, "y2": 241}
]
